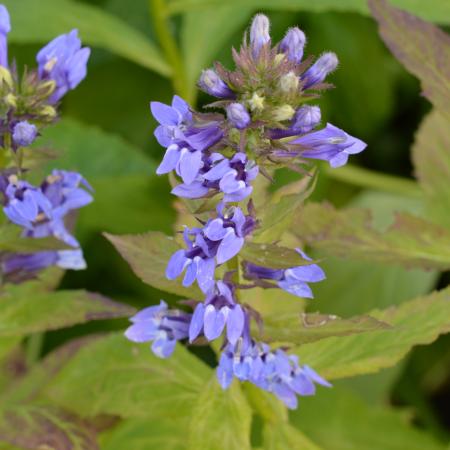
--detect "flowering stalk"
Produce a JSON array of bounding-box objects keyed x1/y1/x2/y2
[{"x1": 126, "y1": 14, "x2": 367, "y2": 408}]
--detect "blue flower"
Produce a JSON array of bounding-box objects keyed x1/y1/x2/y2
[
  {"x1": 226, "y1": 103, "x2": 251, "y2": 130},
  {"x1": 279, "y1": 27, "x2": 306, "y2": 64},
  {"x1": 125, "y1": 301, "x2": 191, "y2": 358},
  {"x1": 0, "y1": 4, "x2": 11, "y2": 68},
  {"x1": 244, "y1": 249, "x2": 325, "y2": 298},
  {"x1": 199, "y1": 69, "x2": 235, "y2": 99},
  {"x1": 250, "y1": 14, "x2": 270, "y2": 58},
  {"x1": 268, "y1": 105, "x2": 321, "y2": 139},
  {"x1": 172, "y1": 152, "x2": 258, "y2": 203},
  {"x1": 12, "y1": 121, "x2": 38, "y2": 147},
  {"x1": 301, "y1": 52, "x2": 338, "y2": 90},
  {"x1": 189, "y1": 281, "x2": 246, "y2": 344},
  {"x1": 37, "y1": 29, "x2": 90, "y2": 103}
]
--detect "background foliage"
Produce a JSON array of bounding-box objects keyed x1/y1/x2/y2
[{"x1": 0, "y1": 0, "x2": 449, "y2": 448}]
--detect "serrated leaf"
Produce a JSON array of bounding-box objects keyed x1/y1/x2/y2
[
  {"x1": 3, "y1": 0, "x2": 170, "y2": 76},
  {"x1": 261, "y1": 312, "x2": 390, "y2": 345},
  {"x1": 241, "y1": 242, "x2": 313, "y2": 269},
  {"x1": 44, "y1": 333, "x2": 211, "y2": 418},
  {"x1": 369, "y1": 0, "x2": 450, "y2": 118},
  {"x1": 0, "y1": 282, "x2": 134, "y2": 336},
  {"x1": 0, "y1": 405, "x2": 99, "y2": 450},
  {"x1": 188, "y1": 377, "x2": 252, "y2": 450},
  {"x1": 292, "y1": 202, "x2": 450, "y2": 270},
  {"x1": 293, "y1": 287, "x2": 450, "y2": 380},
  {"x1": 263, "y1": 423, "x2": 322, "y2": 450},
  {"x1": 105, "y1": 232, "x2": 201, "y2": 298},
  {"x1": 291, "y1": 388, "x2": 446, "y2": 450},
  {"x1": 412, "y1": 110, "x2": 450, "y2": 228}
]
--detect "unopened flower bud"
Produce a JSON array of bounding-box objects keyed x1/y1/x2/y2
[
  {"x1": 248, "y1": 92, "x2": 265, "y2": 111},
  {"x1": 272, "y1": 105, "x2": 295, "y2": 122},
  {"x1": 4, "y1": 92, "x2": 16, "y2": 107},
  {"x1": 301, "y1": 52, "x2": 338, "y2": 89},
  {"x1": 199, "y1": 69, "x2": 234, "y2": 99},
  {"x1": 37, "y1": 79, "x2": 56, "y2": 98},
  {"x1": 40, "y1": 105, "x2": 56, "y2": 118},
  {"x1": 227, "y1": 103, "x2": 251, "y2": 129},
  {"x1": 279, "y1": 27, "x2": 306, "y2": 64},
  {"x1": 12, "y1": 121, "x2": 38, "y2": 147},
  {"x1": 0, "y1": 5, "x2": 11, "y2": 68},
  {"x1": 291, "y1": 105, "x2": 321, "y2": 133},
  {"x1": 279, "y1": 71, "x2": 299, "y2": 93},
  {"x1": 0, "y1": 65, "x2": 12, "y2": 87},
  {"x1": 250, "y1": 14, "x2": 270, "y2": 57}
]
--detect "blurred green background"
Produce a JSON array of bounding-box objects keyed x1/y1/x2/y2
[{"x1": 5, "y1": 0, "x2": 450, "y2": 446}]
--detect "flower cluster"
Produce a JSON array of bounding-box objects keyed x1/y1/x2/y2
[
  {"x1": 126, "y1": 14, "x2": 367, "y2": 408},
  {"x1": 0, "y1": 4, "x2": 91, "y2": 280}
]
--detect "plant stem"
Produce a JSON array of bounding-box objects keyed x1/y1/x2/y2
[
  {"x1": 25, "y1": 332, "x2": 44, "y2": 367},
  {"x1": 149, "y1": 0, "x2": 191, "y2": 102},
  {"x1": 324, "y1": 164, "x2": 422, "y2": 199}
]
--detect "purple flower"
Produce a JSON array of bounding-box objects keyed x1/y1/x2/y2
[
  {"x1": 0, "y1": 4, "x2": 11, "y2": 68},
  {"x1": 250, "y1": 14, "x2": 270, "y2": 58},
  {"x1": 125, "y1": 301, "x2": 191, "y2": 358},
  {"x1": 172, "y1": 152, "x2": 258, "y2": 203},
  {"x1": 217, "y1": 340, "x2": 331, "y2": 408},
  {"x1": 12, "y1": 121, "x2": 38, "y2": 147},
  {"x1": 189, "y1": 281, "x2": 246, "y2": 344},
  {"x1": 279, "y1": 27, "x2": 306, "y2": 64},
  {"x1": 301, "y1": 52, "x2": 338, "y2": 90},
  {"x1": 244, "y1": 249, "x2": 325, "y2": 298},
  {"x1": 3, "y1": 171, "x2": 93, "y2": 247},
  {"x1": 226, "y1": 103, "x2": 251, "y2": 130},
  {"x1": 268, "y1": 105, "x2": 321, "y2": 139},
  {"x1": 166, "y1": 205, "x2": 256, "y2": 293},
  {"x1": 290, "y1": 123, "x2": 367, "y2": 168},
  {"x1": 199, "y1": 69, "x2": 235, "y2": 99},
  {"x1": 37, "y1": 29, "x2": 90, "y2": 103}
]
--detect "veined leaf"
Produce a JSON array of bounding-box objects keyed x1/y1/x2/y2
[
  {"x1": 261, "y1": 312, "x2": 390, "y2": 345},
  {"x1": 0, "y1": 405, "x2": 99, "y2": 450},
  {"x1": 188, "y1": 377, "x2": 252, "y2": 450},
  {"x1": 412, "y1": 110, "x2": 450, "y2": 228},
  {"x1": 291, "y1": 388, "x2": 447, "y2": 450},
  {"x1": 44, "y1": 333, "x2": 211, "y2": 418},
  {"x1": 0, "y1": 282, "x2": 134, "y2": 336},
  {"x1": 293, "y1": 287, "x2": 450, "y2": 380},
  {"x1": 105, "y1": 232, "x2": 201, "y2": 297},
  {"x1": 292, "y1": 202, "x2": 450, "y2": 270},
  {"x1": 3, "y1": 0, "x2": 170, "y2": 76},
  {"x1": 369, "y1": 0, "x2": 450, "y2": 118}
]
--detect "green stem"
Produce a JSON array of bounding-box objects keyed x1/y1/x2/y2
[
  {"x1": 25, "y1": 332, "x2": 44, "y2": 367},
  {"x1": 149, "y1": 0, "x2": 191, "y2": 102},
  {"x1": 324, "y1": 164, "x2": 422, "y2": 199}
]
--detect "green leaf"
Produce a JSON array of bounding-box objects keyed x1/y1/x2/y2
[
  {"x1": 105, "y1": 232, "x2": 201, "y2": 297},
  {"x1": 0, "y1": 282, "x2": 134, "y2": 336},
  {"x1": 261, "y1": 312, "x2": 390, "y2": 345},
  {"x1": 262, "y1": 423, "x2": 322, "y2": 450},
  {"x1": 0, "y1": 405, "x2": 98, "y2": 450},
  {"x1": 240, "y1": 242, "x2": 313, "y2": 269},
  {"x1": 188, "y1": 377, "x2": 252, "y2": 450},
  {"x1": 369, "y1": 0, "x2": 450, "y2": 118},
  {"x1": 38, "y1": 118, "x2": 153, "y2": 178},
  {"x1": 0, "y1": 225, "x2": 71, "y2": 253},
  {"x1": 412, "y1": 110, "x2": 450, "y2": 228},
  {"x1": 44, "y1": 333, "x2": 211, "y2": 418},
  {"x1": 293, "y1": 287, "x2": 450, "y2": 380},
  {"x1": 100, "y1": 416, "x2": 188, "y2": 450},
  {"x1": 290, "y1": 387, "x2": 447, "y2": 450},
  {"x1": 168, "y1": 0, "x2": 450, "y2": 25},
  {"x1": 292, "y1": 202, "x2": 450, "y2": 271},
  {"x1": 4, "y1": 0, "x2": 170, "y2": 76}
]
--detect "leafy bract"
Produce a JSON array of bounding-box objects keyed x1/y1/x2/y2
[
  {"x1": 369, "y1": 0, "x2": 450, "y2": 118},
  {"x1": 4, "y1": 0, "x2": 170, "y2": 76},
  {"x1": 188, "y1": 377, "x2": 252, "y2": 450},
  {"x1": 0, "y1": 282, "x2": 134, "y2": 336},
  {"x1": 293, "y1": 287, "x2": 450, "y2": 380},
  {"x1": 105, "y1": 232, "x2": 201, "y2": 297},
  {"x1": 44, "y1": 333, "x2": 211, "y2": 418},
  {"x1": 292, "y1": 202, "x2": 450, "y2": 270},
  {"x1": 412, "y1": 110, "x2": 450, "y2": 228},
  {"x1": 262, "y1": 423, "x2": 322, "y2": 450}
]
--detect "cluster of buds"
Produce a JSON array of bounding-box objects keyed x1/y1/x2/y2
[
  {"x1": 0, "y1": 4, "x2": 91, "y2": 281},
  {"x1": 126, "y1": 14, "x2": 367, "y2": 408}
]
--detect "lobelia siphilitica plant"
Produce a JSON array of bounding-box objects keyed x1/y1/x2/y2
[
  {"x1": 125, "y1": 14, "x2": 367, "y2": 409},
  {"x1": 0, "y1": 4, "x2": 92, "y2": 282}
]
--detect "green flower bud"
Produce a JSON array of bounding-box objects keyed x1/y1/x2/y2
[
  {"x1": 279, "y1": 71, "x2": 299, "y2": 93},
  {"x1": 272, "y1": 104, "x2": 295, "y2": 121},
  {"x1": 248, "y1": 92, "x2": 265, "y2": 111}
]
